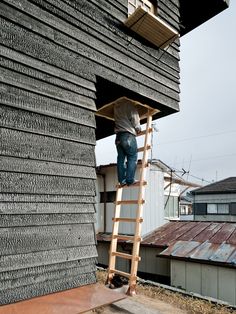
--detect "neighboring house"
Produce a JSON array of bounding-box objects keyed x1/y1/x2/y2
[
  {"x1": 158, "y1": 221, "x2": 236, "y2": 306},
  {"x1": 191, "y1": 177, "x2": 236, "y2": 222},
  {"x1": 98, "y1": 220, "x2": 236, "y2": 306},
  {"x1": 155, "y1": 160, "x2": 200, "y2": 221},
  {"x1": 179, "y1": 194, "x2": 194, "y2": 220},
  {"x1": 96, "y1": 160, "x2": 166, "y2": 236},
  {"x1": 96, "y1": 159, "x2": 200, "y2": 283},
  {"x1": 97, "y1": 232, "x2": 171, "y2": 284},
  {"x1": 95, "y1": 159, "x2": 199, "y2": 235},
  {"x1": 0, "y1": 0, "x2": 229, "y2": 306},
  {"x1": 158, "y1": 160, "x2": 181, "y2": 221}
]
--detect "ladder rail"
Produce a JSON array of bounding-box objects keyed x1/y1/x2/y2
[
  {"x1": 129, "y1": 110, "x2": 153, "y2": 289},
  {"x1": 107, "y1": 187, "x2": 123, "y2": 282}
]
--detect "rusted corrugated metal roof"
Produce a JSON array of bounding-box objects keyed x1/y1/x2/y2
[
  {"x1": 142, "y1": 221, "x2": 236, "y2": 246},
  {"x1": 97, "y1": 221, "x2": 236, "y2": 266},
  {"x1": 143, "y1": 221, "x2": 236, "y2": 267}
]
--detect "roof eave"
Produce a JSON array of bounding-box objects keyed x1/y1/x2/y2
[
  {"x1": 192, "y1": 190, "x2": 236, "y2": 195},
  {"x1": 157, "y1": 254, "x2": 236, "y2": 269},
  {"x1": 179, "y1": 0, "x2": 230, "y2": 37}
]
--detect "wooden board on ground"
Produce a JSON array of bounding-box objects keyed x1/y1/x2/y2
[{"x1": 0, "y1": 283, "x2": 126, "y2": 314}]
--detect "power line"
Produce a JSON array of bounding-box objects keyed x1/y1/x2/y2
[
  {"x1": 171, "y1": 168, "x2": 213, "y2": 184},
  {"x1": 158, "y1": 130, "x2": 236, "y2": 145},
  {"x1": 170, "y1": 167, "x2": 213, "y2": 184},
  {"x1": 173, "y1": 152, "x2": 236, "y2": 164},
  {"x1": 149, "y1": 161, "x2": 212, "y2": 184}
]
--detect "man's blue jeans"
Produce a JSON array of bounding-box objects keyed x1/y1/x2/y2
[{"x1": 115, "y1": 132, "x2": 138, "y2": 185}]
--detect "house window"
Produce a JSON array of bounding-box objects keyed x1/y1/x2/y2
[
  {"x1": 218, "y1": 204, "x2": 229, "y2": 214},
  {"x1": 128, "y1": 0, "x2": 156, "y2": 15},
  {"x1": 164, "y1": 195, "x2": 179, "y2": 218},
  {"x1": 100, "y1": 191, "x2": 116, "y2": 203},
  {"x1": 180, "y1": 205, "x2": 187, "y2": 215},
  {"x1": 207, "y1": 203, "x2": 229, "y2": 214},
  {"x1": 207, "y1": 204, "x2": 217, "y2": 214},
  {"x1": 180, "y1": 205, "x2": 192, "y2": 215}
]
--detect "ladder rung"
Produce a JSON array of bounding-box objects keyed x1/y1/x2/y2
[
  {"x1": 137, "y1": 145, "x2": 151, "y2": 152},
  {"x1": 112, "y1": 252, "x2": 140, "y2": 261},
  {"x1": 112, "y1": 217, "x2": 144, "y2": 223},
  {"x1": 117, "y1": 181, "x2": 147, "y2": 189},
  {"x1": 116, "y1": 200, "x2": 145, "y2": 205},
  {"x1": 136, "y1": 128, "x2": 153, "y2": 137},
  {"x1": 112, "y1": 235, "x2": 142, "y2": 242},
  {"x1": 109, "y1": 269, "x2": 133, "y2": 279}
]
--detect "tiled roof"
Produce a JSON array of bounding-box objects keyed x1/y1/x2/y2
[
  {"x1": 142, "y1": 221, "x2": 236, "y2": 267},
  {"x1": 191, "y1": 177, "x2": 236, "y2": 194}
]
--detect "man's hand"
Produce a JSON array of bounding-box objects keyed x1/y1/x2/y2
[{"x1": 135, "y1": 126, "x2": 141, "y2": 134}]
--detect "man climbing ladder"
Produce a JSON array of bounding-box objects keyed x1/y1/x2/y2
[
  {"x1": 114, "y1": 99, "x2": 141, "y2": 186},
  {"x1": 107, "y1": 109, "x2": 153, "y2": 295},
  {"x1": 96, "y1": 97, "x2": 157, "y2": 295}
]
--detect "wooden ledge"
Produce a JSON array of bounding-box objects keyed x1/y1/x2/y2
[
  {"x1": 0, "y1": 283, "x2": 126, "y2": 314},
  {"x1": 124, "y1": 7, "x2": 179, "y2": 48}
]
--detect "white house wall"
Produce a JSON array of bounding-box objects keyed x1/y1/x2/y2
[
  {"x1": 194, "y1": 193, "x2": 236, "y2": 203},
  {"x1": 139, "y1": 247, "x2": 170, "y2": 277},
  {"x1": 142, "y1": 166, "x2": 165, "y2": 235},
  {"x1": 164, "y1": 182, "x2": 180, "y2": 221},
  {"x1": 171, "y1": 260, "x2": 236, "y2": 306},
  {"x1": 96, "y1": 163, "x2": 165, "y2": 236},
  {"x1": 100, "y1": 166, "x2": 118, "y2": 188}
]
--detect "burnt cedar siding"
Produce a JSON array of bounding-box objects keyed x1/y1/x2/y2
[{"x1": 0, "y1": 0, "x2": 180, "y2": 304}]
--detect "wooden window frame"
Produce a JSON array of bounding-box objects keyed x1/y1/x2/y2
[{"x1": 128, "y1": 0, "x2": 156, "y2": 16}]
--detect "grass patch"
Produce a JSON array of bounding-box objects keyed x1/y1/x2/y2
[{"x1": 96, "y1": 269, "x2": 235, "y2": 314}]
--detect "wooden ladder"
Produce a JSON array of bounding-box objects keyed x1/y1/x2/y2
[{"x1": 106, "y1": 110, "x2": 153, "y2": 295}]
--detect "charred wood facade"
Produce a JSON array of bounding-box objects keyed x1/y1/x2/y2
[{"x1": 0, "y1": 0, "x2": 229, "y2": 306}]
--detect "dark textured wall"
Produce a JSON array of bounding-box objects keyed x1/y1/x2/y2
[{"x1": 0, "y1": 0, "x2": 181, "y2": 305}]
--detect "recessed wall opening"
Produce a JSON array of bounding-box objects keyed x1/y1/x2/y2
[{"x1": 95, "y1": 77, "x2": 174, "y2": 140}]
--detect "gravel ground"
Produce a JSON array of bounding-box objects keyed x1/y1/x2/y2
[{"x1": 95, "y1": 270, "x2": 236, "y2": 314}]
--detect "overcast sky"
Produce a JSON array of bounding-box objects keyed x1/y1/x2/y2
[{"x1": 96, "y1": 2, "x2": 236, "y2": 186}]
